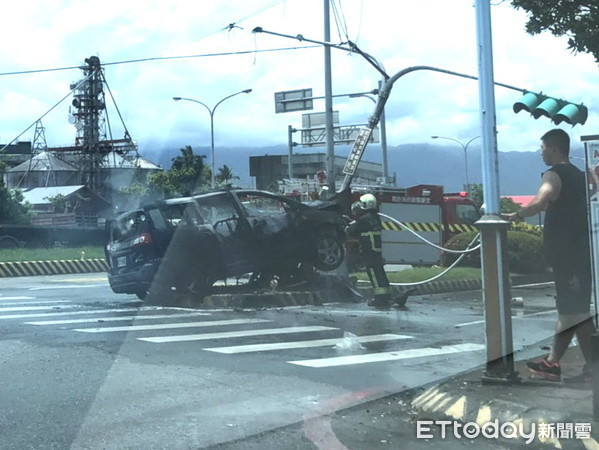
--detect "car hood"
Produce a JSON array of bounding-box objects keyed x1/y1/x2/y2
[{"x1": 304, "y1": 188, "x2": 351, "y2": 215}]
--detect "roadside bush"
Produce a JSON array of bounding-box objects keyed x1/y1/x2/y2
[
  {"x1": 509, "y1": 221, "x2": 542, "y2": 237},
  {"x1": 443, "y1": 230, "x2": 548, "y2": 274}
]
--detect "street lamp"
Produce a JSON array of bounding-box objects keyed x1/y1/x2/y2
[
  {"x1": 431, "y1": 135, "x2": 480, "y2": 194},
  {"x1": 173, "y1": 89, "x2": 253, "y2": 189},
  {"x1": 349, "y1": 82, "x2": 390, "y2": 185}
]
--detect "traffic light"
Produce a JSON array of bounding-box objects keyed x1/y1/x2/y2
[{"x1": 513, "y1": 91, "x2": 588, "y2": 126}]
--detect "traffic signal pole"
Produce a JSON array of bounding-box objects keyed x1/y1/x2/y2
[{"x1": 475, "y1": 0, "x2": 519, "y2": 384}]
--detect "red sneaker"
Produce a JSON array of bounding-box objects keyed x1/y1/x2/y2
[{"x1": 527, "y1": 357, "x2": 561, "y2": 381}]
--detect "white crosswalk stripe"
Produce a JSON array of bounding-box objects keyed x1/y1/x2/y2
[
  {"x1": 138, "y1": 326, "x2": 339, "y2": 343},
  {"x1": 0, "y1": 308, "x2": 141, "y2": 320},
  {"x1": 203, "y1": 333, "x2": 413, "y2": 354},
  {"x1": 26, "y1": 312, "x2": 212, "y2": 326},
  {"x1": 0, "y1": 305, "x2": 80, "y2": 313},
  {"x1": 74, "y1": 318, "x2": 272, "y2": 333},
  {"x1": 288, "y1": 343, "x2": 486, "y2": 368},
  {"x1": 0, "y1": 300, "x2": 71, "y2": 307}
]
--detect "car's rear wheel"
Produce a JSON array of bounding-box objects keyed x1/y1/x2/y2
[{"x1": 312, "y1": 227, "x2": 345, "y2": 271}]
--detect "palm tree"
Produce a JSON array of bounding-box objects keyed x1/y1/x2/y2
[
  {"x1": 169, "y1": 145, "x2": 209, "y2": 195},
  {"x1": 171, "y1": 145, "x2": 205, "y2": 173},
  {"x1": 215, "y1": 164, "x2": 239, "y2": 185}
]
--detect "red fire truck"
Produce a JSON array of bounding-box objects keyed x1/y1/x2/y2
[{"x1": 348, "y1": 184, "x2": 479, "y2": 266}]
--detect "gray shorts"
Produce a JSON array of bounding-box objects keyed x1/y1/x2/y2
[{"x1": 552, "y1": 257, "x2": 592, "y2": 315}]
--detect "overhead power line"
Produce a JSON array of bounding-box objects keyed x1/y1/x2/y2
[{"x1": 0, "y1": 45, "x2": 319, "y2": 77}]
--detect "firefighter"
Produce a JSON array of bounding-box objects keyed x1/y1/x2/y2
[{"x1": 346, "y1": 193, "x2": 394, "y2": 308}]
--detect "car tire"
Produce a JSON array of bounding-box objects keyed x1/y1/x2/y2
[
  {"x1": 135, "y1": 289, "x2": 148, "y2": 300},
  {"x1": 312, "y1": 227, "x2": 345, "y2": 271}
]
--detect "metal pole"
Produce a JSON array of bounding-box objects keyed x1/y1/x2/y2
[
  {"x1": 474, "y1": 0, "x2": 518, "y2": 384},
  {"x1": 288, "y1": 125, "x2": 295, "y2": 179},
  {"x1": 349, "y1": 88, "x2": 389, "y2": 185},
  {"x1": 463, "y1": 142, "x2": 469, "y2": 193},
  {"x1": 463, "y1": 136, "x2": 481, "y2": 195},
  {"x1": 210, "y1": 111, "x2": 215, "y2": 188},
  {"x1": 378, "y1": 79, "x2": 389, "y2": 184},
  {"x1": 431, "y1": 135, "x2": 480, "y2": 194},
  {"x1": 173, "y1": 90, "x2": 252, "y2": 190},
  {"x1": 323, "y1": 0, "x2": 335, "y2": 191}
]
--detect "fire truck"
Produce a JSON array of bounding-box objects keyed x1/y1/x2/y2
[
  {"x1": 349, "y1": 184, "x2": 479, "y2": 266},
  {"x1": 277, "y1": 179, "x2": 480, "y2": 266}
]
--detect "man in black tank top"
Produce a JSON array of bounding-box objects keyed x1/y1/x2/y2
[{"x1": 505, "y1": 129, "x2": 594, "y2": 383}]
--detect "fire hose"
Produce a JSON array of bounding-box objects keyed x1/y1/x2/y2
[{"x1": 377, "y1": 213, "x2": 481, "y2": 286}]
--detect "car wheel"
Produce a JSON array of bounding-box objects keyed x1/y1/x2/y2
[{"x1": 312, "y1": 228, "x2": 345, "y2": 271}]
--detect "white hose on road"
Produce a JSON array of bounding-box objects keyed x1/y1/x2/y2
[
  {"x1": 376, "y1": 213, "x2": 481, "y2": 287},
  {"x1": 378, "y1": 213, "x2": 481, "y2": 254}
]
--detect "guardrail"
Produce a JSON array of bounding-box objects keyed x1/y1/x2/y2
[{"x1": 0, "y1": 258, "x2": 108, "y2": 277}]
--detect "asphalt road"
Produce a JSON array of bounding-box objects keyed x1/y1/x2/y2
[{"x1": 0, "y1": 274, "x2": 556, "y2": 449}]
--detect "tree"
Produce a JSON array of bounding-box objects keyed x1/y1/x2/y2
[
  {"x1": 148, "y1": 145, "x2": 210, "y2": 198},
  {"x1": 171, "y1": 145, "x2": 205, "y2": 173},
  {"x1": 215, "y1": 164, "x2": 239, "y2": 185},
  {"x1": 510, "y1": 1, "x2": 599, "y2": 62},
  {"x1": 0, "y1": 181, "x2": 31, "y2": 224},
  {"x1": 470, "y1": 184, "x2": 520, "y2": 213}
]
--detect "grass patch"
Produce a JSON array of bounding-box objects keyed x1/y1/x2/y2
[
  {"x1": 0, "y1": 246, "x2": 105, "y2": 262},
  {"x1": 353, "y1": 266, "x2": 481, "y2": 283}
]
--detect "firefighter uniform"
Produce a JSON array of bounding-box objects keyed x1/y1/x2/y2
[{"x1": 346, "y1": 194, "x2": 392, "y2": 307}]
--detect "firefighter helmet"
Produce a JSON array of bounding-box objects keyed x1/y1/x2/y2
[
  {"x1": 359, "y1": 194, "x2": 377, "y2": 210},
  {"x1": 351, "y1": 193, "x2": 377, "y2": 214}
]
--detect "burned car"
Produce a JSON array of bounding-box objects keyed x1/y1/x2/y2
[{"x1": 105, "y1": 189, "x2": 347, "y2": 302}]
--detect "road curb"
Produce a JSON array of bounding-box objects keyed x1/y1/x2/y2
[
  {"x1": 414, "y1": 279, "x2": 482, "y2": 295},
  {"x1": 0, "y1": 258, "x2": 109, "y2": 277}
]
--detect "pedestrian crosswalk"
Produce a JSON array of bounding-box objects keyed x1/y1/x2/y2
[{"x1": 0, "y1": 295, "x2": 485, "y2": 369}]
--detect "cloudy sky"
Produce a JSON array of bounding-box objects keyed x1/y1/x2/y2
[{"x1": 0, "y1": 0, "x2": 597, "y2": 163}]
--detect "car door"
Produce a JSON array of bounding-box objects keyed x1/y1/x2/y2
[
  {"x1": 234, "y1": 192, "x2": 300, "y2": 266},
  {"x1": 194, "y1": 193, "x2": 255, "y2": 276}
]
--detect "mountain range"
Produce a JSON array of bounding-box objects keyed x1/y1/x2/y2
[{"x1": 140, "y1": 142, "x2": 587, "y2": 196}]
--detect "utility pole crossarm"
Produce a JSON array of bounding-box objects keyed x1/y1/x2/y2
[{"x1": 252, "y1": 27, "x2": 389, "y2": 79}]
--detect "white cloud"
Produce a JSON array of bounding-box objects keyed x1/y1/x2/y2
[{"x1": 0, "y1": 0, "x2": 596, "y2": 158}]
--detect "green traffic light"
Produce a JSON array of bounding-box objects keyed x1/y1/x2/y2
[
  {"x1": 512, "y1": 92, "x2": 543, "y2": 113},
  {"x1": 553, "y1": 103, "x2": 588, "y2": 126},
  {"x1": 513, "y1": 90, "x2": 587, "y2": 126},
  {"x1": 532, "y1": 98, "x2": 561, "y2": 119}
]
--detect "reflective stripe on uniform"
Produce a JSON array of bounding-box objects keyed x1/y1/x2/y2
[
  {"x1": 360, "y1": 231, "x2": 382, "y2": 252},
  {"x1": 366, "y1": 268, "x2": 390, "y2": 295}
]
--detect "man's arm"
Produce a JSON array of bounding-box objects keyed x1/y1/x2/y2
[{"x1": 505, "y1": 171, "x2": 561, "y2": 221}]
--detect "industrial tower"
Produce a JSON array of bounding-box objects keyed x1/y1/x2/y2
[{"x1": 65, "y1": 55, "x2": 138, "y2": 195}]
